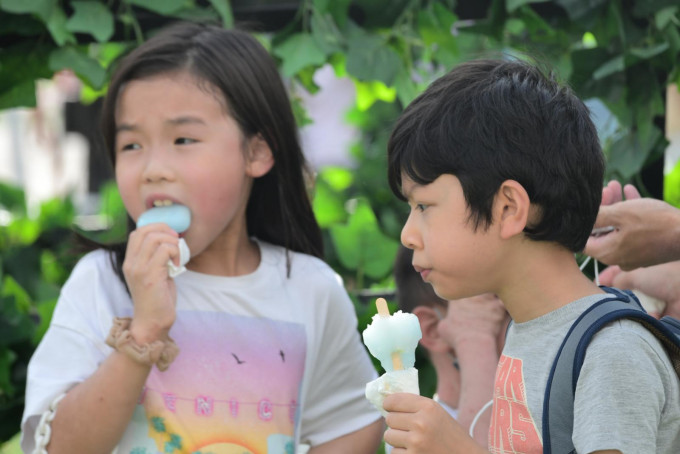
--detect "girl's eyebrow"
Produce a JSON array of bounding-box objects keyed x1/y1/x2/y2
[{"x1": 116, "y1": 116, "x2": 206, "y2": 133}]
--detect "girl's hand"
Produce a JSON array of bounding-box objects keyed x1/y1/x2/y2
[{"x1": 122, "y1": 224, "x2": 181, "y2": 343}]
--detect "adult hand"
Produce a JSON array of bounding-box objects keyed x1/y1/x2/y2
[
  {"x1": 438, "y1": 293, "x2": 508, "y2": 353},
  {"x1": 383, "y1": 393, "x2": 485, "y2": 454},
  {"x1": 599, "y1": 261, "x2": 680, "y2": 319},
  {"x1": 123, "y1": 223, "x2": 180, "y2": 343},
  {"x1": 584, "y1": 181, "x2": 680, "y2": 270}
]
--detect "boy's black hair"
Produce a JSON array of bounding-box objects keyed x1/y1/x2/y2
[
  {"x1": 394, "y1": 245, "x2": 446, "y2": 313},
  {"x1": 97, "y1": 22, "x2": 322, "y2": 281},
  {"x1": 387, "y1": 58, "x2": 605, "y2": 252}
]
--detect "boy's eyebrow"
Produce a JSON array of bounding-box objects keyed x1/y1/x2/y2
[{"x1": 116, "y1": 116, "x2": 207, "y2": 133}]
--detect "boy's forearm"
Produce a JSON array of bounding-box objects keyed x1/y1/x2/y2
[{"x1": 47, "y1": 351, "x2": 152, "y2": 454}]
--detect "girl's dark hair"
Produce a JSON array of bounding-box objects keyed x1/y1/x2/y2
[
  {"x1": 388, "y1": 58, "x2": 605, "y2": 253},
  {"x1": 98, "y1": 22, "x2": 323, "y2": 281}
]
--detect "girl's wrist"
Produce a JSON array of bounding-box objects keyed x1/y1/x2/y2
[{"x1": 108, "y1": 317, "x2": 179, "y2": 371}]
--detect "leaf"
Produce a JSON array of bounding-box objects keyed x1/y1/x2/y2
[
  {"x1": 312, "y1": 181, "x2": 348, "y2": 228},
  {"x1": 1, "y1": 276, "x2": 32, "y2": 313},
  {"x1": 0, "y1": 79, "x2": 37, "y2": 109},
  {"x1": 655, "y1": 6, "x2": 678, "y2": 30},
  {"x1": 354, "y1": 79, "x2": 396, "y2": 111},
  {"x1": 6, "y1": 218, "x2": 40, "y2": 245},
  {"x1": 273, "y1": 34, "x2": 327, "y2": 77},
  {"x1": 46, "y1": 5, "x2": 76, "y2": 45},
  {"x1": 169, "y1": 6, "x2": 220, "y2": 23},
  {"x1": 0, "y1": 0, "x2": 55, "y2": 21},
  {"x1": 0, "y1": 183, "x2": 26, "y2": 214},
  {"x1": 607, "y1": 126, "x2": 662, "y2": 179},
  {"x1": 66, "y1": 1, "x2": 114, "y2": 42},
  {"x1": 207, "y1": 0, "x2": 233, "y2": 27},
  {"x1": 592, "y1": 55, "x2": 624, "y2": 80},
  {"x1": 554, "y1": 0, "x2": 608, "y2": 20},
  {"x1": 506, "y1": 0, "x2": 550, "y2": 13},
  {"x1": 628, "y1": 43, "x2": 669, "y2": 60},
  {"x1": 311, "y1": 11, "x2": 344, "y2": 55},
  {"x1": 48, "y1": 46, "x2": 107, "y2": 89},
  {"x1": 346, "y1": 33, "x2": 401, "y2": 85},
  {"x1": 126, "y1": 0, "x2": 185, "y2": 15},
  {"x1": 330, "y1": 198, "x2": 400, "y2": 279}
]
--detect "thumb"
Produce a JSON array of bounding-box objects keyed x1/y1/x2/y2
[{"x1": 597, "y1": 265, "x2": 621, "y2": 286}]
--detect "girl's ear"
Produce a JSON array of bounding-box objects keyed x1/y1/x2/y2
[
  {"x1": 413, "y1": 306, "x2": 451, "y2": 353},
  {"x1": 246, "y1": 134, "x2": 274, "y2": 178},
  {"x1": 494, "y1": 179, "x2": 531, "y2": 240}
]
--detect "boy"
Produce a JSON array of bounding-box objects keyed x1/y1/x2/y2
[
  {"x1": 394, "y1": 245, "x2": 508, "y2": 446},
  {"x1": 384, "y1": 59, "x2": 680, "y2": 453}
]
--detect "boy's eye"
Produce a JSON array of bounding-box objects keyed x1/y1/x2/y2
[
  {"x1": 175, "y1": 137, "x2": 197, "y2": 145},
  {"x1": 415, "y1": 203, "x2": 427, "y2": 212}
]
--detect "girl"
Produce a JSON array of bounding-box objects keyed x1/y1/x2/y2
[{"x1": 22, "y1": 22, "x2": 382, "y2": 454}]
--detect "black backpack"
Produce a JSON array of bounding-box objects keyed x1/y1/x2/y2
[{"x1": 543, "y1": 286, "x2": 680, "y2": 454}]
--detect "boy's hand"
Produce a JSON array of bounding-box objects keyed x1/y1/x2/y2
[
  {"x1": 123, "y1": 224, "x2": 180, "y2": 343},
  {"x1": 383, "y1": 393, "x2": 486, "y2": 454}
]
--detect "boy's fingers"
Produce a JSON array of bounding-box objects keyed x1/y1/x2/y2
[
  {"x1": 383, "y1": 393, "x2": 423, "y2": 413},
  {"x1": 383, "y1": 427, "x2": 408, "y2": 450}
]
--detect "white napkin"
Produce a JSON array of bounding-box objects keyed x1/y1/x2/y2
[
  {"x1": 168, "y1": 238, "x2": 190, "y2": 278},
  {"x1": 365, "y1": 367, "x2": 420, "y2": 417}
]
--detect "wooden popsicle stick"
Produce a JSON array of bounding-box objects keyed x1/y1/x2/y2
[
  {"x1": 376, "y1": 297, "x2": 389, "y2": 316},
  {"x1": 375, "y1": 298, "x2": 404, "y2": 371}
]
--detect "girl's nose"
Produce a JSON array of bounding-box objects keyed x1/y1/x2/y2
[{"x1": 142, "y1": 147, "x2": 175, "y2": 183}]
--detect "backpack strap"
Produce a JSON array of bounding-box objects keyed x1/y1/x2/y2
[{"x1": 542, "y1": 287, "x2": 651, "y2": 454}]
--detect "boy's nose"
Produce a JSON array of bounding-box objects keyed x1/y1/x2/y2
[{"x1": 400, "y1": 215, "x2": 421, "y2": 250}]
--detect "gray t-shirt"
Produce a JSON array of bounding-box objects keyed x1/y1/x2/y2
[{"x1": 488, "y1": 292, "x2": 680, "y2": 453}]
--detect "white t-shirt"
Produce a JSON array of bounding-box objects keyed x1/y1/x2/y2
[
  {"x1": 489, "y1": 292, "x2": 680, "y2": 453},
  {"x1": 22, "y1": 239, "x2": 380, "y2": 453}
]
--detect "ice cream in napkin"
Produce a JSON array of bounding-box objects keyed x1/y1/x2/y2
[
  {"x1": 136, "y1": 204, "x2": 191, "y2": 277},
  {"x1": 362, "y1": 297, "x2": 422, "y2": 416}
]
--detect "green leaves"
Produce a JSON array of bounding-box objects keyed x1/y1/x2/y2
[
  {"x1": 274, "y1": 34, "x2": 327, "y2": 77},
  {"x1": 48, "y1": 46, "x2": 106, "y2": 89},
  {"x1": 66, "y1": 1, "x2": 114, "y2": 42},
  {"x1": 346, "y1": 32, "x2": 401, "y2": 85},
  {"x1": 330, "y1": 198, "x2": 400, "y2": 282}
]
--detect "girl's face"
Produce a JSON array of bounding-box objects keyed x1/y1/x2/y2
[{"x1": 114, "y1": 73, "x2": 272, "y2": 269}]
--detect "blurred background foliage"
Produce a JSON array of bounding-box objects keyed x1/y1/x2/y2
[{"x1": 1, "y1": 0, "x2": 679, "y2": 446}]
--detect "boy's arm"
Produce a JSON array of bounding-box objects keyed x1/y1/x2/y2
[
  {"x1": 307, "y1": 419, "x2": 383, "y2": 454},
  {"x1": 383, "y1": 393, "x2": 486, "y2": 454}
]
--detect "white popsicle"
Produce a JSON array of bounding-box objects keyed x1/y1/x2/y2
[{"x1": 362, "y1": 298, "x2": 422, "y2": 372}]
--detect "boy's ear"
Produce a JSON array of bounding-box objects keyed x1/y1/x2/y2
[
  {"x1": 413, "y1": 306, "x2": 450, "y2": 353},
  {"x1": 495, "y1": 180, "x2": 531, "y2": 240},
  {"x1": 246, "y1": 134, "x2": 274, "y2": 178}
]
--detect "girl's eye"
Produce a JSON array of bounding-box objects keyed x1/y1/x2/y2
[
  {"x1": 175, "y1": 137, "x2": 197, "y2": 145},
  {"x1": 120, "y1": 143, "x2": 141, "y2": 152}
]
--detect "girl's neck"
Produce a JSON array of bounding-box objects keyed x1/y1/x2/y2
[{"x1": 187, "y1": 230, "x2": 260, "y2": 277}]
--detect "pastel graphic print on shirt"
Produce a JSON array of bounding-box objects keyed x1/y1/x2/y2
[
  {"x1": 117, "y1": 311, "x2": 306, "y2": 454},
  {"x1": 488, "y1": 354, "x2": 541, "y2": 454}
]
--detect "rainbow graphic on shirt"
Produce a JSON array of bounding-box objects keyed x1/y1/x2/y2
[{"x1": 116, "y1": 312, "x2": 306, "y2": 454}]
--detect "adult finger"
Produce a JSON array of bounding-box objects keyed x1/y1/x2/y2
[
  {"x1": 597, "y1": 265, "x2": 621, "y2": 286},
  {"x1": 623, "y1": 184, "x2": 641, "y2": 200}
]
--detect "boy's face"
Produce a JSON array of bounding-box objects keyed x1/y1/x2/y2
[{"x1": 401, "y1": 174, "x2": 502, "y2": 301}]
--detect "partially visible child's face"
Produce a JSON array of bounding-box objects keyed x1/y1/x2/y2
[
  {"x1": 401, "y1": 173, "x2": 502, "y2": 300},
  {"x1": 114, "y1": 73, "x2": 268, "y2": 261}
]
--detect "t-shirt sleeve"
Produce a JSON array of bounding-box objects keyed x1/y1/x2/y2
[
  {"x1": 20, "y1": 254, "x2": 118, "y2": 453},
  {"x1": 572, "y1": 320, "x2": 673, "y2": 453},
  {"x1": 298, "y1": 273, "x2": 381, "y2": 446}
]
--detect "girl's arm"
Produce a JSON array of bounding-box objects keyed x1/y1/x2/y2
[
  {"x1": 48, "y1": 224, "x2": 181, "y2": 452},
  {"x1": 308, "y1": 419, "x2": 384, "y2": 454},
  {"x1": 46, "y1": 351, "x2": 152, "y2": 453}
]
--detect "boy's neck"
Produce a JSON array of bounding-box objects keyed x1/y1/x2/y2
[{"x1": 496, "y1": 241, "x2": 604, "y2": 323}]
